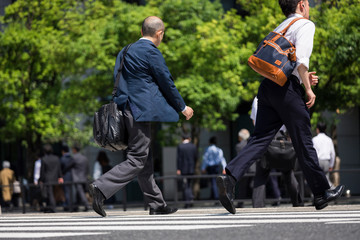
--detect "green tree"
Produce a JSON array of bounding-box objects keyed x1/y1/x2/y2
[{"x1": 0, "y1": 0, "x2": 156, "y2": 177}]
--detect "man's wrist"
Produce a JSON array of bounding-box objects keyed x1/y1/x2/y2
[{"x1": 182, "y1": 106, "x2": 187, "y2": 113}]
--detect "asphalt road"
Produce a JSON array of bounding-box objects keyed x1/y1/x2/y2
[{"x1": 1, "y1": 204, "x2": 360, "y2": 240}]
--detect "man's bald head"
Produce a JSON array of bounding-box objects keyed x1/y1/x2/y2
[{"x1": 142, "y1": 16, "x2": 164, "y2": 37}]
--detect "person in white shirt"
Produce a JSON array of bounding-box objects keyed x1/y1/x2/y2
[
  {"x1": 217, "y1": 0, "x2": 344, "y2": 214},
  {"x1": 312, "y1": 122, "x2": 335, "y2": 187}
]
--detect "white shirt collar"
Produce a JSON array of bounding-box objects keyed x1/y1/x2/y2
[
  {"x1": 288, "y1": 13, "x2": 304, "y2": 18},
  {"x1": 139, "y1": 37, "x2": 152, "y2": 42}
]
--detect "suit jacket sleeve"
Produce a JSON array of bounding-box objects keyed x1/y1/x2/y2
[{"x1": 148, "y1": 48, "x2": 186, "y2": 112}]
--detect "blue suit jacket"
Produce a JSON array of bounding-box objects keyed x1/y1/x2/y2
[{"x1": 113, "y1": 39, "x2": 186, "y2": 122}]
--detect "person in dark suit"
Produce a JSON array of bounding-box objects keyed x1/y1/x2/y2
[
  {"x1": 60, "y1": 145, "x2": 75, "y2": 211},
  {"x1": 176, "y1": 133, "x2": 198, "y2": 208},
  {"x1": 89, "y1": 16, "x2": 194, "y2": 217},
  {"x1": 216, "y1": 0, "x2": 344, "y2": 214},
  {"x1": 39, "y1": 144, "x2": 63, "y2": 213},
  {"x1": 72, "y1": 146, "x2": 90, "y2": 211}
]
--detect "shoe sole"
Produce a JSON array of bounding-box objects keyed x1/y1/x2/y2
[
  {"x1": 149, "y1": 209, "x2": 178, "y2": 215},
  {"x1": 89, "y1": 184, "x2": 106, "y2": 217},
  {"x1": 315, "y1": 185, "x2": 345, "y2": 210},
  {"x1": 216, "y1": 177, "x2": 236, "y2": 214}
]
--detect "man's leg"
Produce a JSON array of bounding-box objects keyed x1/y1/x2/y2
[
  {"x1": 282, "y1": 170, "x2": 303, "y2": 207},
  {"x1": 280, "y1": 78, "x2": 330, "y2": 196},
  {"x1": 76, "y1": 183, "x2": 89, "y2": 209},
  {"x1": 137, "y1": 149, "x2": 166, "y2": 209},
  {"x1": 252, "y1": 162, "x2": 270, "y2": 208},
  {"x1": 226, "y1": 82, "x2": 282, "y2": 181},
  {"x1": 94, "y1": 107, "x2": 152, "y2": 199}
]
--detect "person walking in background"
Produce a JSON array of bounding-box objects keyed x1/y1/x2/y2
[
  {"x1": 0, "y1": 161, "x2": 15, "y2": 210},
  {"x1": 39, "y1": 144, "x2": 63, "y2": 213},
  {"x1": 201, "y1": 136, "x2": 227, "y2": 200},
  {"x1": 60, "y1": 145, "x2": 75, "y2": 212},
  {"x1": 312, "y1": 122, "x2": 336, "y2": 188},
  {"x1": 72, "y1": 145, "x2": 90, "y2": 212},
  {"x1": 93, "y1": 151, "x2": 110, "y2": 181},
  {"x1": 89, "y1": 16, "x2": 194, "y2": 217},
  {"x1": 217, "y1": 0, "x2": 344, "y2": 214},
  {"x1": 235, "y1": 129, "x2": 255, "y2": 208},
  {"x1": 177, "y1": 132, "x2": 198, "y2": 208}
]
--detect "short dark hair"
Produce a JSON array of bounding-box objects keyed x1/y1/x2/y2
[
  {"x1": 142, "y1": 16, "x2": 164, "y2": 37},
  {"x1": 317, "y1": 122, "x2": 327, "y2": 133},
  {"x1": 182, "y1": 132, "x2": 191, "y2": 140},
  {"x1": 43, "y1": 144, "x2": 53, "y2": 154},
  {"x1": 62, "y1": 145, "x2": 69, "y2": 153},
  {"x1": 209, "y1": 136, "x2": 217, "y2": 145},
  {"x1": 278, "y1": 0, "x2": 302, "y2": 17}
]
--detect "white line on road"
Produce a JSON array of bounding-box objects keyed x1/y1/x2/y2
[{"x1": 0, "y1": 232, "x2": 108, "y2": 238}]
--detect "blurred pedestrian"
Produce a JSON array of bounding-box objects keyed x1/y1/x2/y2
[
  {"x1": 0, "y1": 161, "x2": 15, "y2": 209},
  {"x1": 93, "y1": 151, "x2": 109, "y2": 181},
  {"x1": 72, "y1": 145, "x2": 90, "y2": 211},
  {"x1": 39, "y1": 144, "x2": 63, "y2": 213},
  {"x1": 312, "y1": 122, "x2": 335, "y2": 188},
  {"x1": 235, "y1": 129, "x2": 254, "y2": 208},
  {"x1": 89, "y1": 16, "x2": 193, "y2": 217},
  {"x1": 32, "y1": 154, "x2": 43, "y2": 211},
  {"x1": 201, "y1": 136, "x2": 227, "y2": 200},
  {"x1": 177, "y1": 132, "x2": 197, "y2": 208},
  {"x1": 60, "y1": 145, "x2": 75, "y2": 211}
]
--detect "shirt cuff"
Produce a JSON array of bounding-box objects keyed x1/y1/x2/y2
[
  {"x1": 296, "y1": 58, "x2": 310, "y2": 70},
  {"x1": 181, "y1": 106, "x2": 187, "y2": 113}
]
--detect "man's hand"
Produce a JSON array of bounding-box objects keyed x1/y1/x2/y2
[
  {"x1": 182, "y1": 106, "x2": 194, "y2": 120},
  {"x1": 309, "y1": 71, "x2": 319, "y2": 86},
  {"x1": 305, "y1": 88, "x2": 316, "y2": 108},
  {"x1": 176, "y1": 170, "x2": 181, "y2": 175}
]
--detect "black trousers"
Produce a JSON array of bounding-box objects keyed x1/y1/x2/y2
[{"x1": 226, "y1": 76, "x2": 330, "y2": 196}]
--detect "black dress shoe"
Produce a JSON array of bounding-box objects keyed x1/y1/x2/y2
[
  {"x1": 89, "y1": 183, "x2": 106, "y2": 217},
  {"x1": 149, "y1": 205, "x2": 178, "y2": 215},
  {"x1": 216, "y1": 175, "x2": 236, "y2": 214},
  {"x1": 314, "y1": 185, "x2": 345, "y2": 210}
]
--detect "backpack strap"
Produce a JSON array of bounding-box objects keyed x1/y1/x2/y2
[
  {"x1": 112, "y1": 43, "x2": 133, "y2": 99},
  {"x1": 280, "y1": 17, "x2": 307, "y2": 35}
]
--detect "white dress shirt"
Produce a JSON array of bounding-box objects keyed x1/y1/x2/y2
[
  {"x1": 273, "y1": 13, "x2": 315, "y2": 84},
  {"x1": 312, "y1": 133, "x2": 336, "y2": 168}
]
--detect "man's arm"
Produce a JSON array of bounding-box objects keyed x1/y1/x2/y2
[{"x1": 298, "y1": 64, "x2": 316, "y2": 108}]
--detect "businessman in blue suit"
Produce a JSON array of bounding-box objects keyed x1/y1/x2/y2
[{"x1": 89, "y1": 16, "x2": 194, "y2": 217}]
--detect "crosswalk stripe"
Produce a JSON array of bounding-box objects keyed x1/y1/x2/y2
[
  {"x1": 1, "y1": 211, "x2": 360, "y2": 221},
  {"x1": 0, "y1": 210, "x2": 359, "y2": 238},
  {"x1": 0, "y1": 232, "x2": 109, "y2": 238}
]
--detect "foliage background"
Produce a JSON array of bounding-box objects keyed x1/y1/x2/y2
[{"x1": 0, "y1": 0, "x2": 359, "y2": 177}]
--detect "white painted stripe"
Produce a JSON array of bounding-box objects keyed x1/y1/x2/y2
[
  {"x1": 325, "y1": 221, "x2": 360, "y2": 224},
  {"x1": 1, "y1": 214, "x2": 360, "y2": 222},
  {"x1": 0, "y1": 218, "x2": 359, "y2": 231},
  {"x1": 0, "y1": 217, "x2": 359, "y2": 227},
  {"x1": 0, "y1": 232, "x2": 108, "y2": 238},
  {"x1": 0, "y1": 225, "x2": 251, "y2": 231}
]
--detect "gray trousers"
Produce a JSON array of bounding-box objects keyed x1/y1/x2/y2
[{"x1": 94, "y1": 107, "x2": 166, "y2": 209}]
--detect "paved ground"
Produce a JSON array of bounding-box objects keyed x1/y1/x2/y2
[{"x1": 1, "y1": 204, "x2": 360, "y2": 240}]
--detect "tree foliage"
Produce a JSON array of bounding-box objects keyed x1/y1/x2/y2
[{"x1": 0, "y1": 0, "x2": 359, "y2": 170}]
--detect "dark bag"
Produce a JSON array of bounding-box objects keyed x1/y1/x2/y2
[
  {"x1": 93, "y1": 44, "x2": 132, "y2": 151},
  {"x1": 248, "y1": 17, "x2": 305, "y2": 86},
  {"x1": 260, "y1": 133, "x2": 297, "y2": 171}
]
